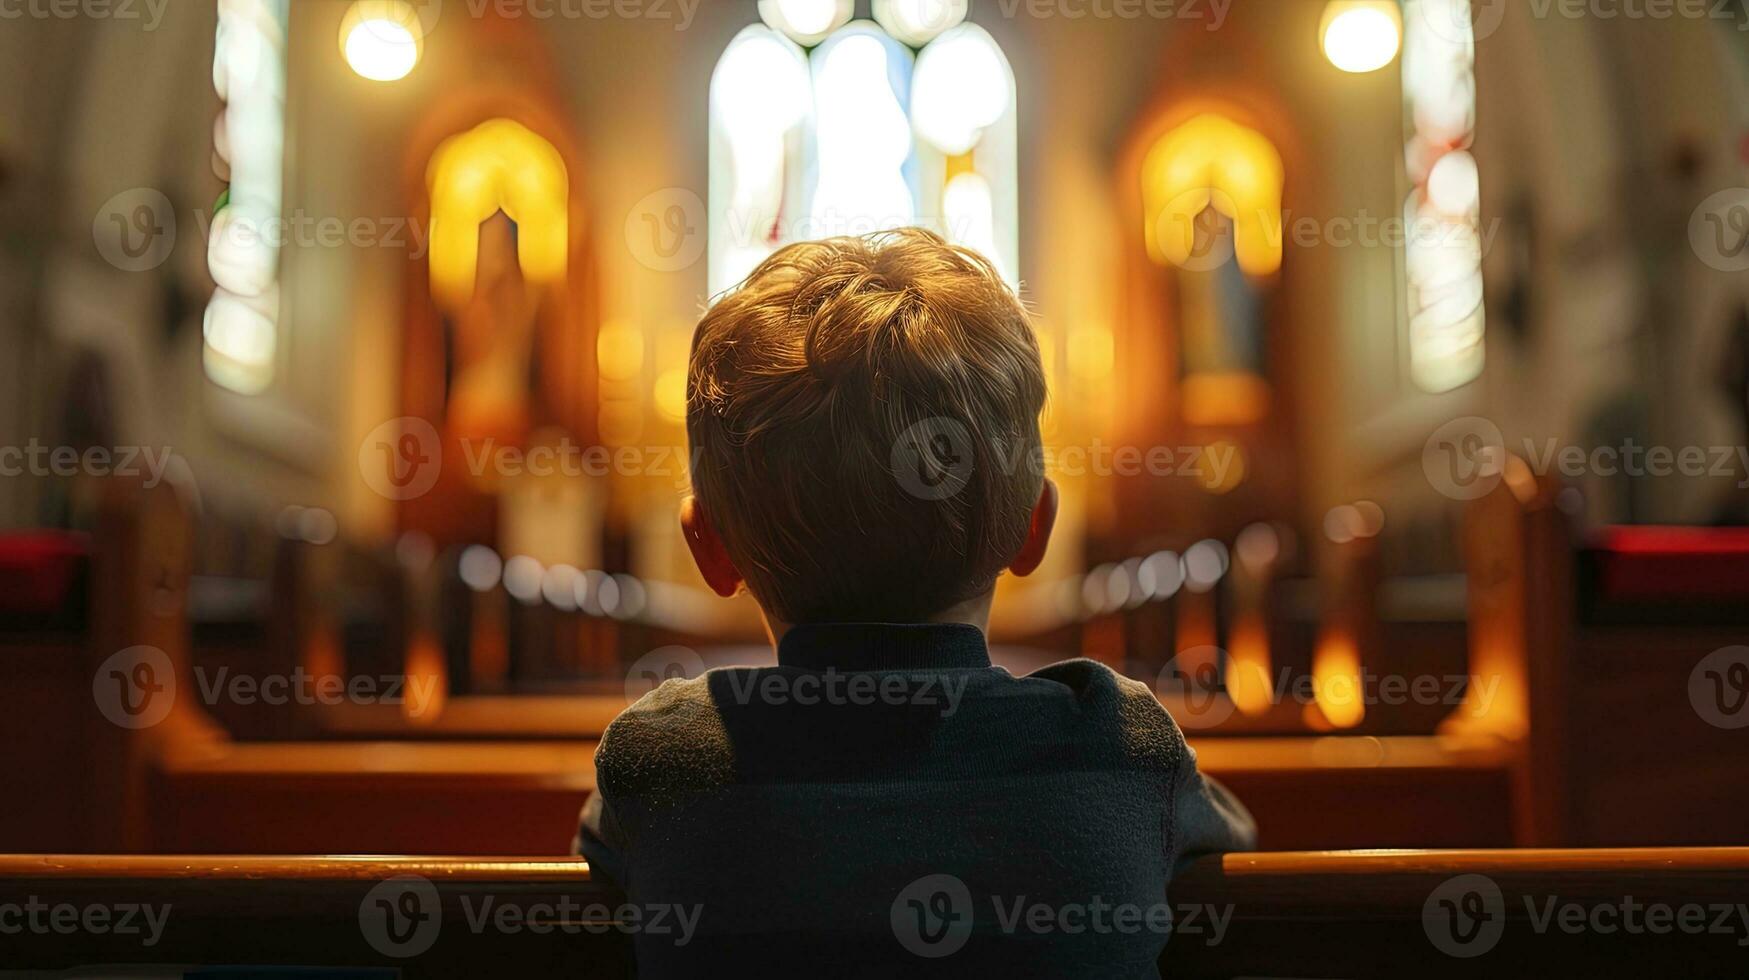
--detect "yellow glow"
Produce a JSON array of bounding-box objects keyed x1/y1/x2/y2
[
  {"x1": 1194, "y1": 441, "x2": 1246, "y2": 495},
  {"x1": 1312, "y1": 631, "x2": 1366, "y2": 729},
  {"x1": 1226, "y1": 615, "x2": 1274, "y2": 716},
  {"x1": 340, "y1": 1, "x2": 423, "y2": 82},
  {"x1": 596, "y1": 323, "x2": 645, "y2": 382},
  {"x1": 1321, "y1": 2, "x2": 1401, "y2": 74},
  {"x1": 1181, "y1": 372, "x2": 1271, "y2": 427},
  {"x1": 1067, "y1": 325, "x2": 1115, "y2": 382},
  {"x1": 599, "y1": 401, "x2": 644, "y2": 445},
  {"x1": 653, "y1": 368, "x2": 688, "y2": 423},
  {"x1": 402, "y1": 630, "x2": 447, "y2": 722},
  {"x1": 1142, "y1": 114, "x2": 1284, "y2": 277},
  {"x1": 427, "y1": 119, "x2": 568, "y2": 308}
]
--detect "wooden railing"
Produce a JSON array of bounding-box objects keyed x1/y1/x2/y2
[
  {"x1": 2, "y1": 849, "x2": 1745, "y2": 977},
  {"x1": 1169, "y1": 847, "x2": 1749, "y2": 977}
]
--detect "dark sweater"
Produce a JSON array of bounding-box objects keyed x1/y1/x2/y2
[{"x1": 575, "y1": 622, "x2": 1255, "y2": 978}]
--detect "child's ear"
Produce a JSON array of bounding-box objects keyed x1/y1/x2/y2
[
  {"x1": 680, "y1": 495, "x2": 744, "y2": 598},
  {"x1": 1009, "y1": 479, "x2": 1058, "y2": 577}
]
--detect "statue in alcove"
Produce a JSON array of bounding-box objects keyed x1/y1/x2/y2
[
  {"x1": 1178, "y1": 205, "x2": 1266, "y2": 384},
  {"x1": 445, "y1": 212, "x2": 541, "y2": 452}
]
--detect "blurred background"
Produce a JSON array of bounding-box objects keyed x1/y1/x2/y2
[{"x1": 1, "y1": 0, "x2": 1747, "y2": 856}]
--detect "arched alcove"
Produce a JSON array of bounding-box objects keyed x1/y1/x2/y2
[{"x1": 394, "y1": 18, "x2": 601, "y2": 554}]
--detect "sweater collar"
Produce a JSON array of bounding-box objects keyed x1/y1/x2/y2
[{"x1": 777, "y1": 622, "x2": 992, "y2": 671}]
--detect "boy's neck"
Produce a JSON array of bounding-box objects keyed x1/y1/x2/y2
[{"x1": 762, "y1": 591, "x2": 995, "y2": 650}]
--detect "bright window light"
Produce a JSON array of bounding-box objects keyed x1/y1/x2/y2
[
  {"x1": 757, "y1": 0, "x2": 852, "y2": 45},
  {"x1": 874, "y1": 0, "x2": 969, "y2": 47},
  {"x1": 910, "y1": 24, "x2": 1010, "y2": 156},
  {"x1": 708, "y1": 16, "x2": 1018, "y2": 294},
  {"x1": 809, "y1": 32, "x2": 915, "y2": 237}
]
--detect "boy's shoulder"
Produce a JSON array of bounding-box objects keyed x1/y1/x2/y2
[
  {"x1": 1022, "y1": 657, "x2": 1190, "y2": 775},
  {"x1": 593, "y1": 659, "x2": 1192, "y2": 799},
  {"x1": 594, "y1": 673, "x2": 734, "y2": 804}
]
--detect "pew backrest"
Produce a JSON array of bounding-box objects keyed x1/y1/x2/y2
[
  {"x1": 1465, "y1": 465, "x2": 1749, "y2": 846},
  {"x1": 2, "y1": 849, "x2": 1744, "y2": 978},
  {"x1": 0, "y1": 478, "x2": 221, "y2": 853}
]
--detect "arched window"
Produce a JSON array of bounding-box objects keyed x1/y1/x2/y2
[
  {"x1": 708, "y1": 0, "x2": 1017, "y2": 297},
  {"x1": 205, "y1": 0, "x2": 289, "y2": 395},
  {"x1": 1402, "y1": 0, "x2": 1485, "y2": 392}
]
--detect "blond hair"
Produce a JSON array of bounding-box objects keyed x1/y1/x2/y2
[{"x1": 687, "y1": 228, "x2": 1047, "y2": 623}]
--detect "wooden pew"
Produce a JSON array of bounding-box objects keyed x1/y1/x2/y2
[
  {"x1": 0, "y1": 477, "x2": 228, "y2": 852},
  {"x1": 0, "y1": 480, "x2": 1509, "y2": 855},
  {"x1": 0, "y1": 479, "x2": 594, "y2": 855},
  {"x1": 0, "y1": 854, "x2": 629, "y2": 975},
  {"x1": 0, "y1": 849, "x2": 1743, "y2": 977},
  {"x1": 1461, "y1": 462, "x2": 1749, "y2": 845},
  {"x1": 1169, "y1": 847, "x2": 1749, "y2": 977}
]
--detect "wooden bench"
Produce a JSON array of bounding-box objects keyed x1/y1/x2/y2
[
  {"x1": 1461, "y1": 462, "x2": 1749, "y2": 845},
  {"x1": 0, "y1": 481, "x2": 597, "y2": 855},
  {"x1": 1, "y1": 849, "x2": 1743, "y2": 977},
  {"x1": 0, "y1": 478, "x2": 226, "y2": 852},
  {"x1": 1, "y1": 479, "x2": 1518, "y2": 855}
]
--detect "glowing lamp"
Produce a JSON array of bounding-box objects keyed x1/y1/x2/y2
[
  {"x1": 341, "y1": 0, "x2": 424, "y2": 82},
  {"x1": 1321, "y1": 1, "x2": 1401, "y2": 74}
]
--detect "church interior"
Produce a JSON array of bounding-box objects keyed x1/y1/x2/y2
[{"x1": 2, "y1": 0, "x2": 1749, "y2": 974}]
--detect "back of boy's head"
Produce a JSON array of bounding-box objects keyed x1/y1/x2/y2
[{"x1": 687, "y1": 227, "x2": 1047, "y2": 624}]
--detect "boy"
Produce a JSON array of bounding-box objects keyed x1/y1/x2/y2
[{"x1": 576, "y1": 228, "x2": 1255, "y2": 977}]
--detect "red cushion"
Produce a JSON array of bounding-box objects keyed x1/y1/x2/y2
[
  {"x1": 1591, "y1": 526, "x2": 1749, "y2": 603},
  {"x1": 0, "y1": 531, "x2": 89, "y2": 617}
]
